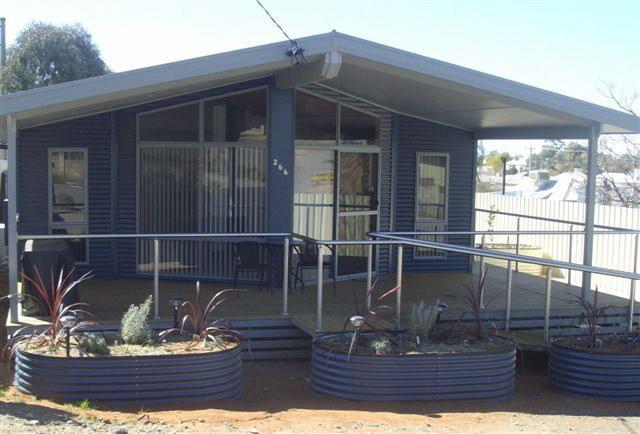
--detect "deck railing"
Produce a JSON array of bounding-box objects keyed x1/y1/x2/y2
[
  {"x1": 13, "y1": 229, "x2": 640, "y2": 345},
  {"x1": 315, "y1": 229, "x2": 640, "y2": 344},
  {"x1": 15, "y1": 232, "x2": 306, "y2": 321}
]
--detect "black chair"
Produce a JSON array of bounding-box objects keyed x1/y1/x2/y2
[
  {"x1": 292, "y1": 240, "x2": 337, "y2": 294},
  {"x1": 232, "y1": 241, "x2": 277, "y2": 296}
]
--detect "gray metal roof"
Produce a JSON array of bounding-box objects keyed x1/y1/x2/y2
[{"x1": 1, "y1": 31, "x2": 638, "y2": 137}]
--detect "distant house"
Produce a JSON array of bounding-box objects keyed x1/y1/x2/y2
[
  {"x1": 1, "y1": 31, "x2": 638, "y2": 297},
  {"x1": 503, "y1": 170, "x2": 638, "y2": 206}
]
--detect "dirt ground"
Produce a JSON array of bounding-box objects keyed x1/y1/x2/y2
[{"x1": 1, "y1": 359, "x2": 639, "y2": 434}]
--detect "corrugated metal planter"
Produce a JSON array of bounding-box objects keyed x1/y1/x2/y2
[
  {"x1": 311, "y1": 334, "x2": 516, "y2": 402},
  {"x1": 14, "y1": 344, "x2": 242, "y2": 404},
  {"x1": 549, "y1": 343, "x2": 640, "y2": 402}
]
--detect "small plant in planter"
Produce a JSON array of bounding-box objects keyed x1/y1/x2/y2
[
  {"x1": 3, "y1": 267, "x2": 99, "y2": 359},
  {"x1": 120, "y1": 295, "x2": 154, "y2": 345},
  {"x1": 160, "y1": 286, "x2": 242, "y2": 351},
  {"x1": 12, "y1": 280, "x2": 245, "y2": 404},
  {"x1": 549, "y1": 288, "x2": 639, "y2": 401},
  {"x1": 311, "y1": 268, "x2": 517, "y2": 401}
]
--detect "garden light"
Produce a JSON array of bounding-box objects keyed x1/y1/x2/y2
[
  {"x1": 350, "y1": 316, "x2": 365, "y2": 328},
  {"x1": 169, "y1": 297, "x2": 183, "y2": 328},
  {"x1": 60, "y1": 314, "x2": 76, "y2": 357}
]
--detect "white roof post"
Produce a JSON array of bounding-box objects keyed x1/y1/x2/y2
[
  {"x1": 582, "y1": 123, "x2": 601, "y2": 300},
  {"x1": 6, "y1": 114, "x2": 19, "y2": 322}
]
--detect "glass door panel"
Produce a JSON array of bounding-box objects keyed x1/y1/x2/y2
[
  {"x1": 293, "y1": 149, "x2": 335, "y2": 240},
  {"x1": 339, "y1": 152, "x2": 378, "y2": 212},
  {"x1": 337, "y1": 214, "x2": 377, "y2": 276},
  {"x1": 337, "y1": 152, "x2": 379, "y2": 276},
  {"x1": 138, "y1": 146, "x2": 200, "y2": 276}
]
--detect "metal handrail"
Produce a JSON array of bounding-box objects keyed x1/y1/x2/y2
[
  {"x1": 367, "y1": 233, "x2": 640, "y2": 281},
  {"x1": 311, "y1": 231, "x2": 638, "y2": 342},
  {"x1": 15, "y1": 231, "x2": 309, "y2": 321},
  {"x1": 14, "y1": 230, "x2": 639, "y2": 343},
  {"x1": 476, "y1": 207, "x2": 638, "y2": 232},
  {"x1": 367, "y1": 229, "x2": 640, "y2": 236}
]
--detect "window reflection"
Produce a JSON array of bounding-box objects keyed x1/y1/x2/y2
[
  {"x1": 416, "y1": 154, "x2": 448, "y2": 221},
  {"x1": 295, "y1": 91, "x2": 337, "y2": 145},
  {"x1": 340, "y1": 106, "x2": 378, "y2": 146},
  {"x1": 293, "y1": 149, "x2": 334, "y2": 240},
  {"x1": 204, "y1": 89, "x2": 267, "y2": 142},
  {"x1": 139, "y1": 103, "x2": 199, "y2": 142},
  {"x1": 49, "y1": 150, "x2": 88, "y2": 263},
  {"x1": 339, "y1": 153, "x2": 378, "y2": 212}
]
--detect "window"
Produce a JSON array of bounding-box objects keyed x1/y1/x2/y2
[
  {"x1": 49, "y1": 149, "x2": 88, "y2": 263},
  {"x1": 204, "y1": 89, "x2": 267, "y2": 142},
  {"x1": 340, "y1": 105, "x2": 379, "y2": 146},
  {"x1": 295, "y1": 91, "x2": 337, "y2": 145},
  {"x1": 415, "y1": 153, "x2": 448, "y2": 258},
  {"x1": 139, "y1": 103, "x2": 199, "y2": 142}
]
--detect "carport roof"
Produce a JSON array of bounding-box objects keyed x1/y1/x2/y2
[{"x1": 1, "y1": 31, "x2": 638, "y2": 137}]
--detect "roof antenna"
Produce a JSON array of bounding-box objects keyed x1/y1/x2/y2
[{"x1": 255, "y1": 0, "x2": 306, "y2": 66}]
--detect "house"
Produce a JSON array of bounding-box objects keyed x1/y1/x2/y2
[{"x1": 1, "y1": 31, "x2": 639, "y2": 324}]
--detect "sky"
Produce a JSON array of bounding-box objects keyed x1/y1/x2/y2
[{"x1": 2, "y1": 0, "x2": 639, "y2": 155}]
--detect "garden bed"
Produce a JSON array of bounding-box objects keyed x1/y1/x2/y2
[
  {"x1": 14, "y1": 342, "x2": 243, "y2": 404},
  {"x1": 311, "y1": 333, "x2": 516, "y2": 402},
  {"x1": 549, "y1": 341, "x2": 640, "y2": 402}
]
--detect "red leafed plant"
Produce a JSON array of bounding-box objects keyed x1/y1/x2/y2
[
  {"x1": 462, "y1": 266, "x2": 500, "y2": 340},
  {"x1": 3, "y1": 267, "x2": 98, "y2": 359},
  {"x1": 342, "y1": 279, "x2": 400, "y2": 356},
  {"x1": 160, "y1": 286, "x2": 242, "y2": 350},
  {"x1": 571, "y1": 287, "x2": 612, "y2": 348}
]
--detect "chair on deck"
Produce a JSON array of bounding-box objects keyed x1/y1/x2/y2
[
  {"x1": 233, "y1": 241, "x2": 277, "y2": 296},
  {"x1": 292, "y1": 240, "x2": 337, "y2": 294}
]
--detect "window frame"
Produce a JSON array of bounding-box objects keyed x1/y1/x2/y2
[
  {"x1": 414, "y1": 152, "x2": 450, "y2": 260},
  {"x1": 48, "y1": 147, "x2": 89, "y2": 264},
  {"x1": 135, "y1": 86, "x2": 269, "y2": 145}
]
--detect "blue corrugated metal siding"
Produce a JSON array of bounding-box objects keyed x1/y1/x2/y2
[
  {"x1": 18, "y1": 114, "x2": 113, "y2": 277},
  {"x1": 393, "y1": 115, "x2": 475, "y2": 273}
]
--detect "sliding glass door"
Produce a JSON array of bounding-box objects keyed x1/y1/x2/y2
[
  {"x1": 137, "y1": 88, "x2": 267, "y2": 279},
  {"x1": 293, "y1": 90, "x2": 381, "y2": 278}
]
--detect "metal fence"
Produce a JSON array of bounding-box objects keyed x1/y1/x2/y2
[{"x1": 475, "y1": 193, "x2": 640, "y2": 300}]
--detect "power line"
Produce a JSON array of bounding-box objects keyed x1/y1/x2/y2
[
  {"x1": 255, "y1": 0, "x2": 305, "y2": 65},
  {"x1": 255, "y1": 0, "x2": 293, "y2": 42}
]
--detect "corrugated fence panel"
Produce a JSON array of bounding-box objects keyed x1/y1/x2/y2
[
  {"x1": 393, "y1": 115, "x2": 475, "y2": 273},
  {"x1": 475, "y1": 193, "x2": 640, "y2": 301}
]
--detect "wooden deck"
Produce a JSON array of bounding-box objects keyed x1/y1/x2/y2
[{"x1": 10, "y1": 263, "x2": 634, "y2": 331}]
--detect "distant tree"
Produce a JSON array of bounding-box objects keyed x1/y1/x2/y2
[
  {"x1": 597, "y1": 84, "x2": 639, "y2": 207},
  {"x1": 0, "y1": 22, "x2": 109, "y2": 93},
  {"x1": 486, "y1": 151, "x2": 511, "y2": 174}
]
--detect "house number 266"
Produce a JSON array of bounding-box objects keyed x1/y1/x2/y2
[{"x1": 272, "y1": 158, "x2": 288, "y2": 176}]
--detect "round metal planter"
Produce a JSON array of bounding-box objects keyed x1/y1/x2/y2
[
  {"x1": 311, "y1": 335, "x2": 516, "y2": 402},
  {"x1": 14, "y1": 344, "x2": 243, "y2": 404},
  {"x1": 549, "y1": 343, "x2": 640, "y2": 402}
]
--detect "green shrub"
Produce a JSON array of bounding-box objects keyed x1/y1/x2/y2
[
  {"x1": 368, "y1": 336, "x2": 394, "y2": 355},
  {"x1": 408, "y1": 300, "x2": 441, "y2": 342},
  {"x1": 75, "y1": 332, "x2": 109, "y2": 355},
  {"x1": 120, "y1": 295, "x2": 153, "y2": 345}
]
